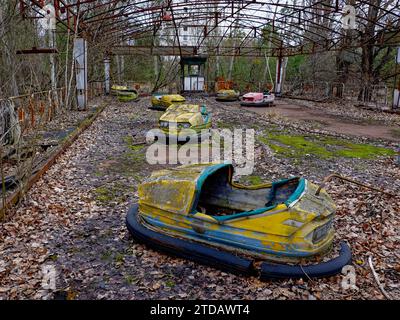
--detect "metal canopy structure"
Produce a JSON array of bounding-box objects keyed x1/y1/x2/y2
[{"x1": 20, "y1": 0, "x2": 400, "y2": 58}]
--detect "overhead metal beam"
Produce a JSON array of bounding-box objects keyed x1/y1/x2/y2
[
  {"x1": 111, "y1": 45, "x2": 199, "y2": 56},
  {"x1": 20, "y1": 0, "x2": 400, "y2": 58}
]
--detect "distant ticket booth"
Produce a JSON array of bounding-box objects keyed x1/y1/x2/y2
[{"x1": 181, "y1": 56, "x2": 207, "y2": 92}]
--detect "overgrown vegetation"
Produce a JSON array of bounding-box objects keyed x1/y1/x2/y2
[
  {"x1": 238, "y1": 175, "x2": 264, "y2": 186},
  {"x1": 259, "y1": 133, "x2": 396, "y2": 159}
]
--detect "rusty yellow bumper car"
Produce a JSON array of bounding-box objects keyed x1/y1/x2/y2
[
  {"x1": 111, "y1": 84, "x2": 128, "y2": 96},
  {"x1": 150, "y1": 93, "x2": 186, "y2": 110},
  {"x1": 117, "y1": 89, "x2": 139, "y2": 102},
  {"x1": 155, "y1": 104, "x2": 211, "y2": 142},
  {"x1": 126, "y1": 163, "x2": 351, "y2": 279},
  {"x1": 216, "y1": 89, "x2": 240, "y2": 102}
]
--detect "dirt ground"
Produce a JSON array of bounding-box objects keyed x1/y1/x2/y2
[
  {"x1": 236, "y1": 99, "x2": 400, "y2": 141},
  {"x1": 0, "y1": 96, "x2": 399, "y2": 300}
]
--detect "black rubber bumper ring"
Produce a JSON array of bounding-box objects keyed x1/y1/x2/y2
[
  {"x1": 260, "y1": 241, "x2": 352, "y2": 280},
  {"x1": 126, "y1": 204, "x2": 255, "y2": 276}
]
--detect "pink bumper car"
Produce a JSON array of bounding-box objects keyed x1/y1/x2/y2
[{"x1": 240, "y1": 91, "x2": 275, "y2": 107}]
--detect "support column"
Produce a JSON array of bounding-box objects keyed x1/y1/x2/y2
[
  {"x1": 49, "y1": 29, "x2": 57, "y2": 91},
  {"x1": 42, "y1": 3, "x2": 57, "y2": 97},
  {"x1": 154, "y1": 56, "x2": 159, "y2": 87},
  {"x1": 275, "y1": 55, "x2": 283, "y2": 95},
  {"x1": 275, "y1": 55, "x2": 288, "y2": 96},
  {"x1": 73, "y1": 38, "x2": 88, "y2": 110},
  {"x1": 104, "y1": 57, "x2": 111, "y2": 95},
  {"x1": 120, "y1": 55, "x2": 125, "y2": 83},
  {"x1": 180, "y1": 60, "x2": 185, "y2": 93},
  {"x1": 393, "y1": 47, "x2": 400, "y2": 109},
  {"x1": 116, "y1": 55, "x2": 121, "y2": 83},
  {"x1": 216, "y1": 46, "x2": 220, "y2": 78}
]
